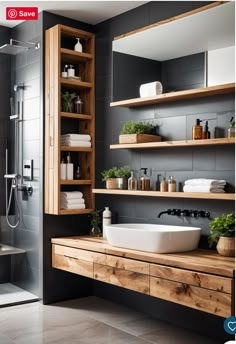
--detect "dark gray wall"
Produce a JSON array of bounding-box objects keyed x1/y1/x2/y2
[{"x1": 94, "y1": 1, "x2": 234, "y2": 341}]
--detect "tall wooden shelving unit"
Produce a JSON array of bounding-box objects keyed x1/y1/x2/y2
[{"x1": 45, "y1": 25, "x2": 95, "y2": 215}]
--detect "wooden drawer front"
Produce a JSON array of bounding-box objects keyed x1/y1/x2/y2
[
  {"x1": 150, "y1": 264, "x2": 232, "y2": 294},
  {"x1": 150, "y1": 276, "x2": 231, "y2": 318},
  {"x1": 53, "y1": 244, "x2": 105, "y2": 264},
  {"x1": 53, "y1": 254, "x2": 93, "y2": 278},
  {"x1": 94, "y1": 263, "x2": 149, "y2": 294},
  {"x1": 103, "y1": 255, "x2": 149, "y2": 274}
]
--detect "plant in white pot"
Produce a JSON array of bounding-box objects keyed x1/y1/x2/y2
[{"x1": 208, "y1": 212, "x2": 235, "y2": 257}]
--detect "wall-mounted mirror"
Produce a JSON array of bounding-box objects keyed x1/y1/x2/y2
[{"x1": 112, "y1": 2, "x2": 235, "y2": 102}]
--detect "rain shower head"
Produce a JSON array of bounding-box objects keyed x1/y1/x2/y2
[{"x1": 0, "y1": 39, "x2": 40, "y2": 55}]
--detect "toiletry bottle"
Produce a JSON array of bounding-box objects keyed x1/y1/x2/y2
[
  {"x1": 128, "y1": 171, "x2": 137, "y2": 190},
  {"x1": 160, "y1": 177, "x2": 168, "y2": 192},
  {"x1": 192, "y1": 119, "x2": 202, "y2": 140},
  {"x1": 202, "y1": 120, "x2": 211, "y2": 139},
  {"x1": 67, "y1": 65, "x2": 75, "y2": 78},
  {"x1": 74, "y1": 38, "x2": 83, "y2": 52},
  {"x1": 155, "y1": 174, "x2": 161, "y2": 191},
  {"x1": 168, "y1": 176, "x2": 176, "y2": 192},
  {"x1": 75, "y1": 165, "x2": 80, "y2": 179},
  {"x1": 66, "y1": 152, "x2": 74, "y2": 180},
  {"x1": 228, "y1": 117, "x2": 235, "y2": 138},
  {"x1": 60, "y1": 158, "x2": 66, "y2": 180},
  {"x1": 102, "y1": 207, "x2": 112, "y2": 239},
  {"x1": 140, "y1": 168, "x2": 151, "y2": 191},
  {"x1": 61, "y1": 65, "x2": 68, "y2": 78},
  {"x1": 74, "y1": 95, "x2": 83, "y2": 114}
]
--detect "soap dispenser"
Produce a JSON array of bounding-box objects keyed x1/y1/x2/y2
[
  {"x1": 192, "y1": 119, "x2": 202, "y2": 140},
  {"x1": 139, "y1": 168, "x2": 151, "y2": 191}
]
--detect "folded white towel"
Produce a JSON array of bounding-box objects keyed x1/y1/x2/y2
[
  {"x1": 61, "y1": 134, "x2": 91, "y2": 141},
  {"x1": 61, "y1": 203, "x2": 86, "y2": 210},
  {"x1": 61, "y1": 191, "x2": 83, "y2": 199},
  {"x1": 61, "y1": 140, "x2": 91, "y2": 147},
  {"x1": 60, "y1": 198, "x2": 85, "y2": 205},
  {"x1": 184, "y1": 179, "x2": 226, "y2": 186},
  {"x1": 139, "y1": 81, "x2": 163, "y2": 98},
  {"x1": 183, "y1": 185, "x2": 225, "y2": 193}
]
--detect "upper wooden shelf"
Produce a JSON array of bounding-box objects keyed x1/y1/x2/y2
[
  {"x1": 110, "y1": 83, "x2": 235, "y2": 108},
  {"x1": 60, "y1": 179, "x2": 92, "y2": 185},
  {"x1": 60, "y1": 78, "x2": 92, "y2": 89},
  {"x1": 60, "y1": 112, "x2": 92, "y2": 120},
  {"x1": 92, "y1": 189, "x2": 235, "y2": 201},
  {"x1": 110, "y1": 138, "x2": 235, "y2": 150},
  {"x1": 60, "y1": 48, "x2": 92, "y2": 63},
  {"x1": 61, "y1": 146, "x2": 92, "y2": 152},
  {"x1": 60, "y1": 24, "x2": 93, "y2": 40}
]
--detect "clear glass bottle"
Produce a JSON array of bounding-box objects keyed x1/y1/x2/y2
[
  {"x1": 160, "y1": 177, "x2": 168, "y2": 192},
  {"x1": 128, "y1": 171, "x2": 137, "y2": 190},
  {"x1": 74, "y1": 96, "x2": 83, "y2": 114}
]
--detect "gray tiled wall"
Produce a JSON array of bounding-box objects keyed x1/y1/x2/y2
[{"x1": 94, "y1": 1, "x2": 235, "y2": 341}]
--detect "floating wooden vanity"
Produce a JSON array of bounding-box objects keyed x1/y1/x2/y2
[{"x1": 51, "y1": 236, "x2": 234, "y2": 318}]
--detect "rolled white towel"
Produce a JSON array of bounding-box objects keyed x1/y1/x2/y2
[
  {"x1": 139, "y1": 81, "x2": 163, "y2": 98},
  {"x1": 61, "y1": 203, "x2": 86, "y2": 210},
  {"x1": 61, "y1": 191, "x2": 83, "y2": 199},
  {"x1": 61, "y1": 134, "x2": 91, "y2": 141},
  {"x1": 183, "y1": 185, "x2": 225, "y2": 193},
  {"x1": 60, "y1": 198, "x2": 85, "y2": 205},
  {"x1": 184, "y1": 179, "x2": 226, "y2": 186},
  {"x1": 61, "y1": 140, "x2": 91, "y2": 147}
]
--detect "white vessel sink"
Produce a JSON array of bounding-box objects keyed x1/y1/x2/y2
[{"x1": 104, "y1": 223, "x2": 201, "y2": 253}]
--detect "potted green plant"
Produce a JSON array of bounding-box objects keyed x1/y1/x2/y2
[
  {"x1": 89, "y1": 209, "x2": 102, "y2": 237},
  {"x1": 61, "y1": 91, "x2": 77, "y2": 113},
  {"x1": 115, "y1": 165, "x2": 131, "y2": 189},
  {"x1": 208, "y1": 212, "x2": 235, "y2": 256},
  {"x1": 101, "y1": 166, "x2": 119, "y2": 189},
  {"x1": 119, "y1": 120, "x2": 161, "y2": 144}
]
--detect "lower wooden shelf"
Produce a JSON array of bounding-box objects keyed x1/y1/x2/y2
[
  {"x1": 92, "y1": 189, "x2": 235, "y2": 200},
  {"x1": 60, "y1": 179, "x2": 92, "y2": 185},
  {"x1": 59, "y1": 208, "x2": 93, "y2": 215}
]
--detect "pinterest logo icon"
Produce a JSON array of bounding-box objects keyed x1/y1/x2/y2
[{"x1": 7, "y1": 8, "x2": 17, "y2": 18}]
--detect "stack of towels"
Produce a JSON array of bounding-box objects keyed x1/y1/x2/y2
[
  {"x1": 61, "y1": 134, "x2": 91, "y2": 147},
  {"x1": 183, "y1": 179, "x2": 226, "y2": 193},
  {"x1": 60, "y1": 191, "x2": 86, "y2": 209}
]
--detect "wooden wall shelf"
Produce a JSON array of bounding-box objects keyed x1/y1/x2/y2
[
  {"x1": 60, "y1": 112, "x2": 92, "y2": 120},
  {"x1": 110, "y1": 83, "x2": 235, "y2": 108},
  {"x1": 110, "y1": 138, "x2": 235, "y2": 149},
  {"x1": 45, "y1": 24, "x2": 95, "y2": 215},
  {"x1": 92, "y1": 189, "x2": 235, "y2": 200}
]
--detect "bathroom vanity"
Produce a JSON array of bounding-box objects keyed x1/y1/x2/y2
[{"x1": 51, "y1": 236, "x2": 234, "y2": 318}]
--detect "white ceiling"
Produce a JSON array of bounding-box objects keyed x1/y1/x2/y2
[
  {"x1": 0, "y1": 1, "x2": 147, "y2": 28},
  {"x1": 113, "y1": 2, "x2": 235, "y2": 61}
]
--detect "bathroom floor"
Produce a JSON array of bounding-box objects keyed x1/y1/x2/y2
[
  {"x1": 0, "y1": 283, "x2": 38, "y2": 307},
  {"x1": 0, "y1": 296, "x2": 222, "y2": 344}
]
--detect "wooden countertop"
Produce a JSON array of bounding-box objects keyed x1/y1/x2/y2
[{"x1": 51, "y1": 236, "x2": 235, "y2": 278}]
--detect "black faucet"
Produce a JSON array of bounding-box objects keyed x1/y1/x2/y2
[
  {"x1": 157, "y1": 208, "x2": 210, "y2": 218},
  {"x1": 157, "y1": 209, "x2": 172, "y2": 218}
]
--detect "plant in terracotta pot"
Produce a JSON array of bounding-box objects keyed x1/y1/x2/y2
[
  {"x1": 101, "y1": 166, "x2": 119, "y2": 189},
  {"x1": 208, "y1": 212, "x2": 235, "y2": 257},
  {"x1": 115, "y1": 165, "x2": 131, "y2": 190}
]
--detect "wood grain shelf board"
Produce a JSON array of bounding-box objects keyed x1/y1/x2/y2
[
  {"x1": 60, "y1": 112, "x2": 92, "y2": 120},
  {"x1": 60, "y1": 78, "x2": 93, "y2": 89},
  {"x1": 110, "y1": 83, "x2": 235, "y2": 108},
  {"x1": 61, "y1": 146, "x2": 92, "y2": 152},
  {"x1": 51, "y1": 236, "x2": 235, "y2": 278},
  {"x1": 59, "y1": 208, "x2": 93, "y2": 215},
  {"x1": 60, "y1": 48, "x2": 92, "y2": 63},
  {"x1": 60, "y1": 25, "x2": 93, "y2": 40},
  {"x1": 110, "y1": 138, "x2": 235, "y2": 149},
  {"x1": 60, "y1": 179, "x2": 92, "y2": 185},
  {"x1": 92, "y1": 189, "x2": 235, "y2": 200}
]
